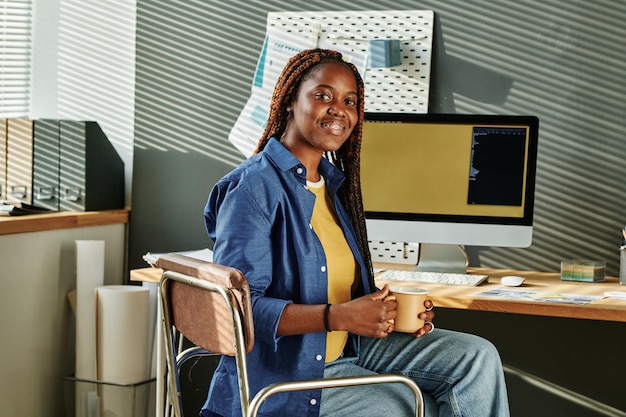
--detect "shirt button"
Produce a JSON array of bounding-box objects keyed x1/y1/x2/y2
[
  {"x1": 320, "y1": 266, "x2": 326, "y2": 273},
  {"x1": 315, "y1": 354, "x2": 323, "y2": 361},
  {"x1": 309, "y1": 223, "x2": 313, "y2": 230},
  {"x1": 296, "y1": 167, "x2": 304, "y2": 174},
  {"x1": 310, "y1": 399, "x2": 318, "y2": 406}
]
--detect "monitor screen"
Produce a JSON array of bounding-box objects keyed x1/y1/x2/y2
[{"x1": 361, "y1": 113, "x2": 539, "y2": 265}]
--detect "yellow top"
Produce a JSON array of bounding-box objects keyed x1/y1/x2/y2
[{"x1": 308, "y1": 178, "x2": 357, "y2": 362}]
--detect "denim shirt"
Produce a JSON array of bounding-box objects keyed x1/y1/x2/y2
[{"x1": 202, "y1": 138, "x2": 371, "y2": 417}]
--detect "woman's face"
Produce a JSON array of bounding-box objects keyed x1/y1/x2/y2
[{"x1": 282, "y1": 61, "x2": 359, "y2": 156}]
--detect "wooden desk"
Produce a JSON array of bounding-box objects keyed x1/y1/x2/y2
[
  {"x1": 130, "y1": 266, "x2": 162, "y2": 284},
  {"x1": 131, "y1": 263, "x2": 626, "y2": 322},
  {"x1": 376, "y1": 263, "x2": 626, "y2": 322}
]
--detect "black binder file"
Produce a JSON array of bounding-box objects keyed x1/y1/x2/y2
[
  {"x1": 33, "y1": 119, "x2": 61, "y2": 211},
  {"x1": 59, "y1": 121, "x2": 124, "y2": 211}
]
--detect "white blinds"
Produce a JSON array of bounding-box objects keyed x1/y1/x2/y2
[{"x1": 0, "y1": 0, "x2": 31, "y2": 117}]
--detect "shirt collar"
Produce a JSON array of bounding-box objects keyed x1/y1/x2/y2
[
  {"x1": 264, "y1": 137, "x2": 302, "y2": 172},
  {"x1": 264, "y1": 137, "x2": 346, "y2": 187}
]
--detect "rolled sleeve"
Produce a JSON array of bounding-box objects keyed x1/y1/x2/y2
[{"x1": 205, "y1": 169, "x2": 294, "y2": 348}]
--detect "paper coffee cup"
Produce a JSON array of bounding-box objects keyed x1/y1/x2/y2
[{"x1": 389, "y1": 286, "x2": 429, "y2": 333}]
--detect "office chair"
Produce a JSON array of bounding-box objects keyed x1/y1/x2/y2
[{"x1": 157, "y1": 253, "x2": 425, "y2": 417}]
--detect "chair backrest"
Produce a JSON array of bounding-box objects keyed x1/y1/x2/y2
[{"x1": 157, "y1": 253, "x2": 255, "y2": 355}]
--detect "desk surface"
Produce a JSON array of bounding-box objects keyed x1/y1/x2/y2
[
  {"x1": 376, "y1": 263, "x2": 626, "y2": 322},
  {"x1": 131, "y1": 263, "x2": 626, "y2": 323}
]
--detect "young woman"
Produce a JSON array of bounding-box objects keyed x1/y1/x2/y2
[{"x1": 201, "y1": 48, "x2": 510, "y2": 417}]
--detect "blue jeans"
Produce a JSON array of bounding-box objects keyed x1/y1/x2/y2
[{"x1": 320, "y1": 329, "x2": 510, "y2": 417}]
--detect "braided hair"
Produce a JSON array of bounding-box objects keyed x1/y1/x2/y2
[{"x1": 254, "y1": 48, "x2": 375, "y2": 291}]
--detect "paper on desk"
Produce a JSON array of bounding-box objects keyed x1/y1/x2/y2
[
  {"x1": 0, "y1": 202, "x2": 14, "y2": 213},
  {"x1": 474, "y1": 288, "x2": 604, "y2": 305},
  {"x1": 604, "y1": 291, "x2": 626, "y2": 299},
  {"x1": 142, "y1": 248, "x2": 213, "y2": 266}
]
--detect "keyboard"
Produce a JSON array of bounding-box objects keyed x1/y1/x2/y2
[{"x1": 377, "y1": 269, "x2": 489, "y2": 286}]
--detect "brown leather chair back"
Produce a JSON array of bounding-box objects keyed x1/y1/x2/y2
[{"x1": 157, "y1": 253, "x2": 254, "y2": 355}]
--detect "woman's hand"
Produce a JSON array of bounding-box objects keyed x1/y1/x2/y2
[
  {"x1": 412, "y1": 298, "x2": 435, "y2": 338},
  {"x1": 329, "y1": 284, "x2": 398, "y2": 338},
  {"x1": 278, "y1": 286, "x2": 434, "y2": 338}
]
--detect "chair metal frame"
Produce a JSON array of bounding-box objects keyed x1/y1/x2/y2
[{"x1": 160, "y1": 263, "x2": 424, "y2": 417}]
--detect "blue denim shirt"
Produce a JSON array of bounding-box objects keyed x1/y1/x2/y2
[{"x1": 202, "y1": 138, "x2": 370, "y2": 417}]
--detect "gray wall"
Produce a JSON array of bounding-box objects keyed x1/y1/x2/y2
[{"x1": 129, "y1": 1, "x2": 626, "y2": 415}]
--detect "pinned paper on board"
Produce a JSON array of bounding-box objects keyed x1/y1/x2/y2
[{"x1": 227, "y1": 25, "x2": 318, "y2": 157}]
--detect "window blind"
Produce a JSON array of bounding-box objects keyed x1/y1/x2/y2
[{"x1": 0, "y1": 0, "x2": 31, "y2": 117}]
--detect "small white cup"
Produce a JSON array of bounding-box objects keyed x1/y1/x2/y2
[{"x1": 389, "y1": 286, "x2": 429, "y2": 333}]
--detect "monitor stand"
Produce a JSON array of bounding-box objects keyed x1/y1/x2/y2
[{"x1": 414, "y1": 243, "x2": 468, "y2": 274}]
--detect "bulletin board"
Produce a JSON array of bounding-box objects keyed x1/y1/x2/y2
[{"x1": 268, "y1": 10, "x2": 434, "y2": 113}]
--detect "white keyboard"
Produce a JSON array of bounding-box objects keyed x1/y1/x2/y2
[{"x1": 377, "y1": 269, "x2": 489, "y2": 286}]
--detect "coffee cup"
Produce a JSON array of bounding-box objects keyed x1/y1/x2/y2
[{"x1": 389, "y1": 286, "x2": 429, "y2": 333}]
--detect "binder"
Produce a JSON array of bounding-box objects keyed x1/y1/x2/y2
[
  {"x1": 59, "y1": 121, "x2": 124, "y2": 211},
  {"x1": 0, "y1": 118, "x2": 6, "y2": 200},
  {"x1": 6, "y1": 119, "x2": 34, "y2": 205},
  {"x1": 33, "y1": 119, "x2": 61, "y2": 211}
]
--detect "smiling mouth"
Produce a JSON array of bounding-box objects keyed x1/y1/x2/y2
[{"x1": 322, "y1": 121, "x2": 347, "y2": 132}]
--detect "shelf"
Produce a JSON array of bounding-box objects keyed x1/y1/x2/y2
[{"x1": 0, "y1": 209, "x2": 129, "y2": 235}]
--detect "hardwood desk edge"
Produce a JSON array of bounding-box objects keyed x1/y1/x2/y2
[{"x1": 131, "y1": 267, "x2": 162, "y2": 284}]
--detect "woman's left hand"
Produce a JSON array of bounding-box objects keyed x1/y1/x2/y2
[{"x1": 412, "y1": 299, "x2": 435, "y2": 338}]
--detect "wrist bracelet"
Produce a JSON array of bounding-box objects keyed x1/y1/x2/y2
[{"x1": 323, "y1": 303, "x2": 332, "y2": 332}]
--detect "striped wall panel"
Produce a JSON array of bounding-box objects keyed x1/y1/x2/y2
[{"x1": 134, "y1": 0, "x2": 626, "y2": 276}]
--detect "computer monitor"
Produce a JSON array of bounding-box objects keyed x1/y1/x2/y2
[{"x1": 361, "y1": 113, "x2": 539, "y2": 273}]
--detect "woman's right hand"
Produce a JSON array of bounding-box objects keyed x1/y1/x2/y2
[{"x1": 329, "y1": 284, "x2": 398, "y2": 338}]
